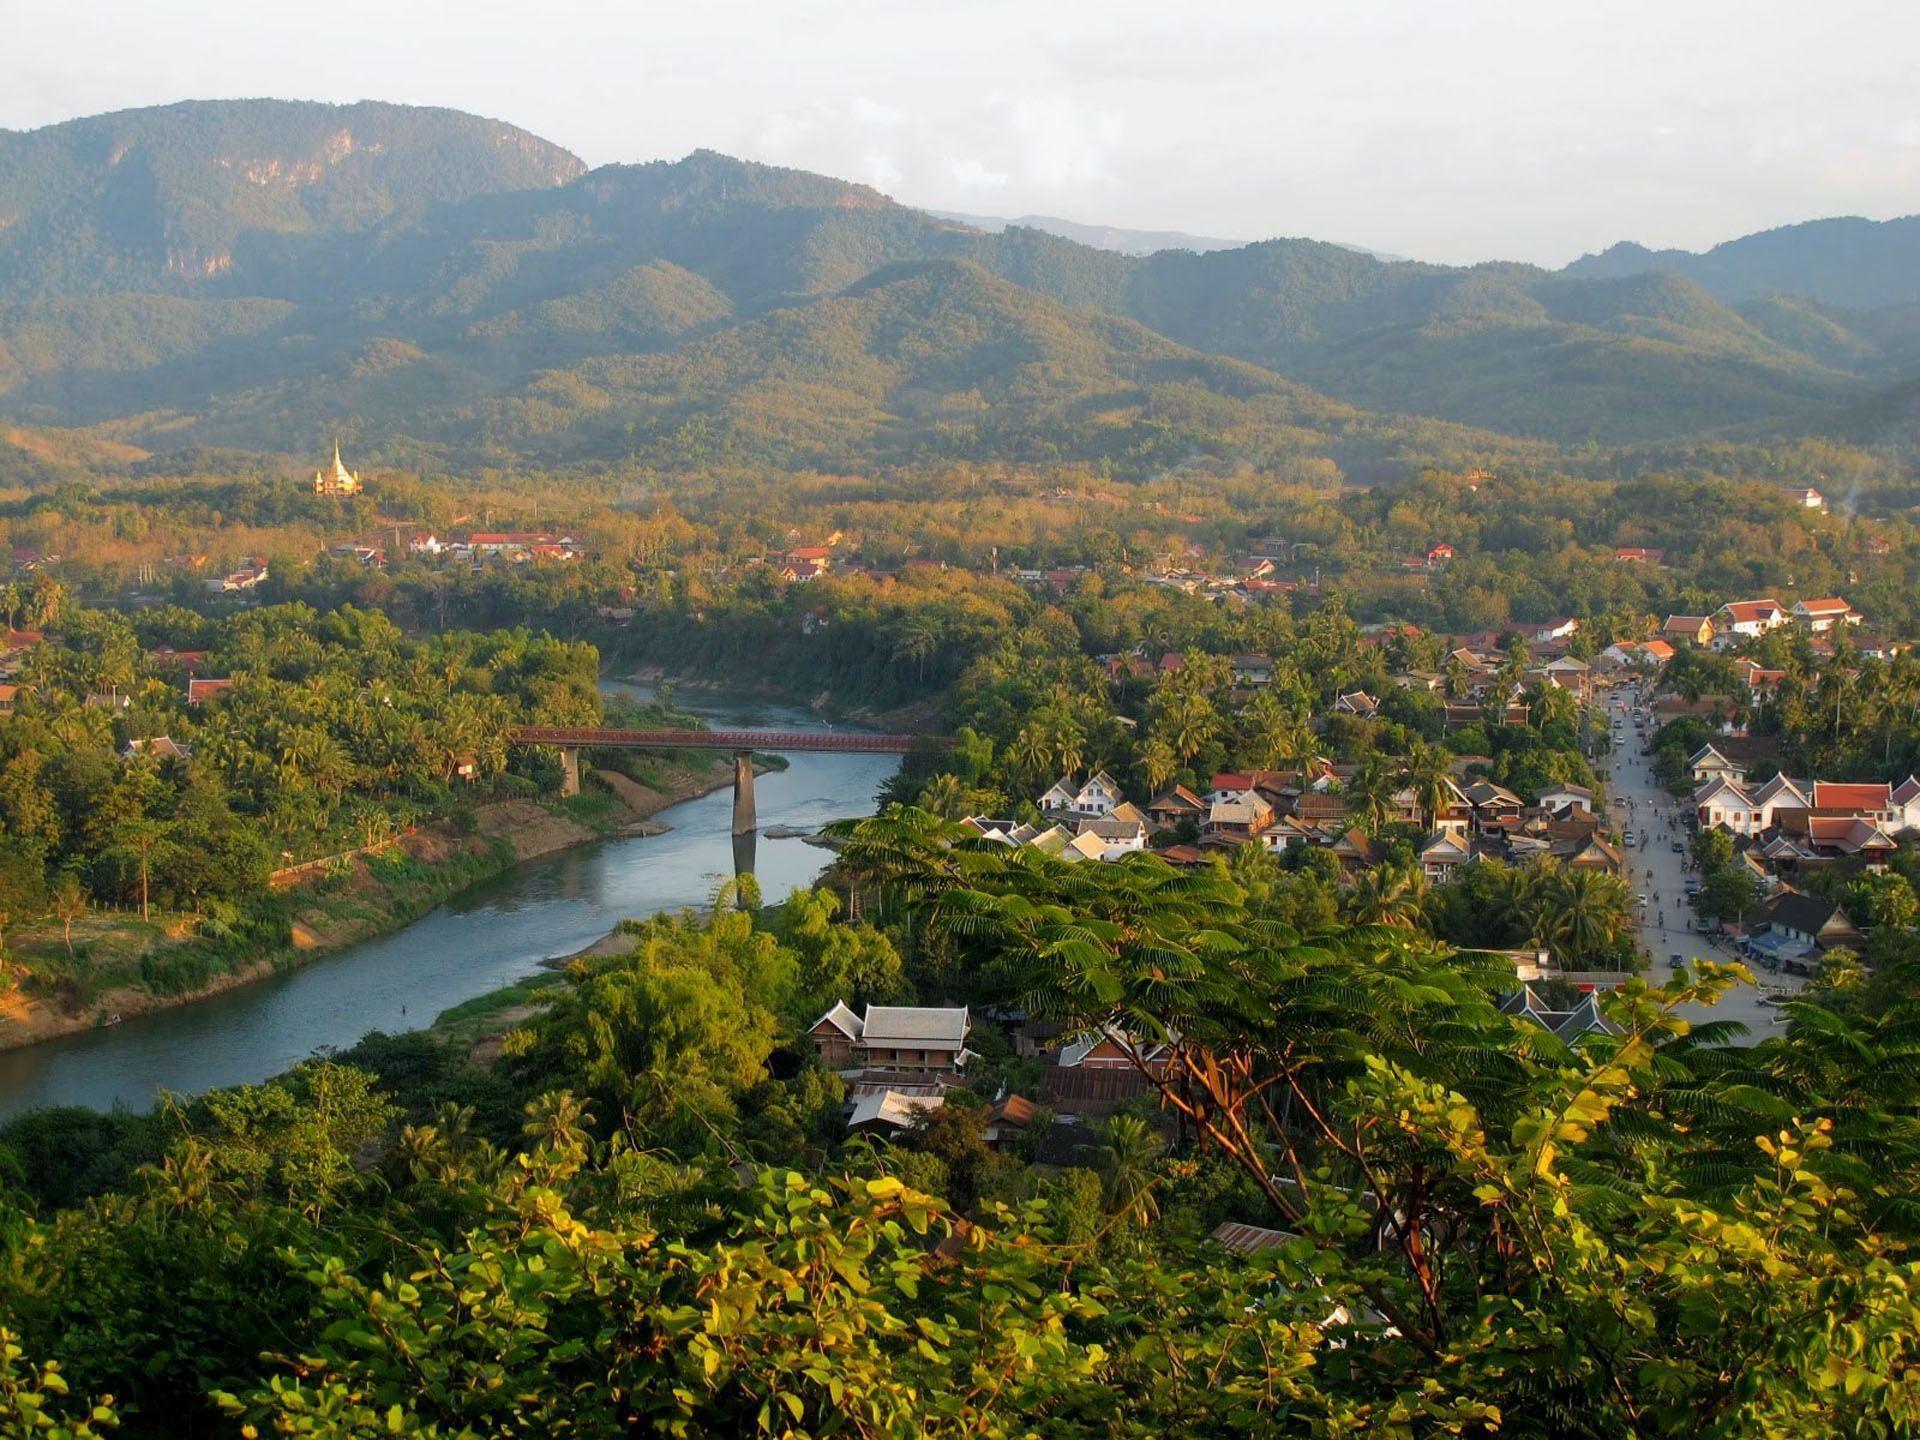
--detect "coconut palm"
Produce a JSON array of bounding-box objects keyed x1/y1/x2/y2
[
  {"x1": 1404, "y1": 743, "x2": 1453, "y2": 831},
  {"x1": 1346, "y1": 756, "x2": 1400, "y2": 836},
  {"x1": 1101, "y1": 1113, "x2": 1163, "y2": 1229},
  {"x1": 1346, "y1": 858, "x2": 1429, "y2": 929}
]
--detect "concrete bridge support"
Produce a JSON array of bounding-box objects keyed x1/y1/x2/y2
[
  {"x1": 732, "y1": 750, "x2": 756, "y2": 835},
  {"x1": 559, "y1": 747, "x2": 581, "y2": 798}
]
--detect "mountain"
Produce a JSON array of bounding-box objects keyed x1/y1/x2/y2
[
  {"x1": 4, "y1": 99, "x2": 1920, "y2": 471},
  {"x1": 935, "y1": 210, "x2": 1410, "y2": 263},
  {"x1": 1563, "y1": 215, "x2": 1920, "y2": 310},
  {"x1": 0, "y1": 99, "x2": 585, "y2": 301}
]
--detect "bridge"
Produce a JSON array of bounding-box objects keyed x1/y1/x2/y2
[{"x1": 506, "y1": 726, "x2": 939, "y2": 834}]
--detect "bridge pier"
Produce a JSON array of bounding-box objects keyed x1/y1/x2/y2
[
  {"x1": 559, "y1": 747, "x2": 580, "y2": 798},
  {"x1": 732, "y1": 750, "x2": 756, "y2": 835}
]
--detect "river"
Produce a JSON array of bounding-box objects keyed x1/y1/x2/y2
[{"x1": 0, "y1": 685, "x2": 899, "y2": 1119}]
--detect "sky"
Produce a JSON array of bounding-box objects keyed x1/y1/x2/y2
[{"x1": 4, "y1": 0, "x2": 1918, "y2": 265}]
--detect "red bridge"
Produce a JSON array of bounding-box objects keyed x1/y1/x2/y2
[
  {"x1": 507, "y1": 726, "x2": 943, "y2": 833},
  {"x1": 506, "y1": 726, "x2": 933, "y2": 754}
]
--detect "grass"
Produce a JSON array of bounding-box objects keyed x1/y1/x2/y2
[{"x1": 429, "y1": 973, "x2": 564, "y2": 1050}]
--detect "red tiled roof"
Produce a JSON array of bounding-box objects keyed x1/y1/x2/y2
[{"x1": 1812, "y1": 782, "x2": 1890, "y2": 811}]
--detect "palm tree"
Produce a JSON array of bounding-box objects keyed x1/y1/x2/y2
[
  {"x1": 1102, "y1": 1113, "x2": 1163, "y2": 1229},
  {"x1": 1346, "y1": 859, "x2": 1429, "y2": 929},
  {"x1": 1404, "y1": 743, "x2": 1452, "y2": 831},
  {"x1": 1139, "y1": 738, "x2": 1178, "y2": 795},
  {"x1": 1007, "y1": 725, "x2": 1053, "y2": 787},
  {"x1": 1546, "y1": 865, "x2": 1629, "y2": 967},
  {"x1": 917, "y1": 772, "x2": 967, "y2": 820},
  {"x1": 890, "y1": 617, "x2": 939, "y2": 685},
  {"x1": 1346, "y1": 756, "x2": 1399, "y2": 836}
]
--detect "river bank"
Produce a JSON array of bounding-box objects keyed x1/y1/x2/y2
[
  {"x1": 0, "y1": 755, "x2": 741, "y2": 1054},
  {"x1": 0, "y1": 686, "x2": 898, "y2": 1118}
]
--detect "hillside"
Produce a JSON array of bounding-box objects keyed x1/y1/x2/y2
[
  {"x1": 0, "y1": 99, "x2": 586, "y2": 301},
  {"x1": 1564, "y1": 214, "x2": 1920, "y2": 309},
  {"x1": 5, "y1": 100, "x2": 1920, "y2": 466}
]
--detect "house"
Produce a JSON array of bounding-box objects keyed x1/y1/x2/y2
[
  {"x1": 1534, "y1": 782, "x2": 1596, "y2": 816},
  {"x1": 1597, "y1": 639, "x2": 1674, "y2": 669},
  {"x1": 1073, "y1": 815, "x2": 1149, "y2": 859},
  {"x1": 1228, "y1": 654, "x2": 1274, "y2": 687},
  {"x1": 1613, "y1": 547, "x2": 1664, "y2": 564},
  {"x1": 1560, "y1": 835, "x2": 1624, "y2": 873},
  {"x1": 808, "y1": 1001, "x2": 866, "y2": 1069},
  {"x1": 1146, "y1": 785, "x2": 1205, "y2": 831},
  {"x1": 1810, "y1": 781, "x2": 1895, "y2": 823},
  {"x1": 1790, "y1": 597, "x2": 1862, "y2": 633},
  {"x1": 1333, "y1": 690, "x2": 1379, "y2": 717},
  {"x1": 982, "y1": 1094, "x2": 1039, "y2": 1150},
  {"x1": 1425, "y1": 543, "x2": 1455, "y2": 565},
  {"x1": 1530, "y1": 617, "x2": 1580, "y2": 643},
  {"x1": 1532, "y1": 655, "x2": 1593, "y2": 698},
  {"x1": 186, "y1": 677, "x2": 235, "y2": 705},
  {"x1": 1039, "y1": 771, "x2": 1125, "y2": 820},
  {"x1": 405, "y1": 533, "x2": 443, "y2": 556},
  {"x1": 1894, "y1": 776, "x2": 1920, "y2": 831},
  {"x1": 1499, "y1": 986, "x2": 1623, "y2": 1045},
  {"x1": 1753, "y1": 892, "x2": 1860, "y2": 953},
  {"x1": 1688, "y1": 744, "x2": 1745, "y2": 784},
  {"x1": 1789, "y1": 486, "x2": 1826, "y2": 511},
  {"x1": 217, "y1": 560, "x2": 270, "y2": 592},
  {"x1": 1211, "y1": 1221, "x2": 1299, "y2": 1256},
  {"x1": 1057, "y1": 1025, "x2": 1173, "y2": 1073},
  {"x1": 0, "y1": 683, "x2": 16, "y2": 716},
  {"x1": 1463, "y1": 781, "x2": 1523, "y2": 830},
  {"x1": 1661, "y1": 615, "x2": 1715, "y2": 647},
  {"x1": 120, "y1": 736, "x2": 191, "y2": 762},
  {"x1": 1694, "y1": 772, "x2": 1814, "y2": 837},
  {"x1": 1203, "y1": 791, "x2": 1275, "y2": 841},
  {"x1": 857, "y1": 1005, "x2": 971, "y2": 1075},
  {"x1": 148, "y1": 646, "x2": 211, "y2": 676},
  {"x1": 1711, "y1": 599, "x2": 1787, "y2": 644},
  {"x1": 847, "y1": 1090, "x2": 944, "y2": 1136},
  {"x1": 1417, "y1": 830, "x2": 1472, "y2": 879}
]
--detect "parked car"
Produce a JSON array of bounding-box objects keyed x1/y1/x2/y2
[{"x1": 1670, "y1": 840, "x2": 1684, "y2": 853}]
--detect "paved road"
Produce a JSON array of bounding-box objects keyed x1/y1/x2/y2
[{"x1": 1597, "y1": 683, "x2": 1801, "y2": 1044}]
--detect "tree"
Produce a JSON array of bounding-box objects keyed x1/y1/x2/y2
[
  {"x1": 49, "y1": 872, "x2": 85, "y2": 960},
  {"x1": 1100, "y1": 1112, "x2": 1162, "y2": 1230},
  {"x1": 1345, "y1": 755, "x2": 1400, "y2": 836}
]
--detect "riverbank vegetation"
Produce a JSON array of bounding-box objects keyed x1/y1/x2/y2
[{"x1": 0, "y1": 597, "x2": 661, "y2": 1041}]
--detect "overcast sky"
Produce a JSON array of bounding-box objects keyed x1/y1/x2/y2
[{"x1": 4, "y1": 0, "x2": 1917, "y2": 265}]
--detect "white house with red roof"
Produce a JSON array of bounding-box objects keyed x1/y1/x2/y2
[
  {"x1": 1790, "y1": 597, "x2": 1862, "y2": 633},
  {"x1": 1711, "y1": 599, "x2": 1787, "y2": 646}
]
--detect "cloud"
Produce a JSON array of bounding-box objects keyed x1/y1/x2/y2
[{"x1": 745, "y1": 92, "x2": 1123, "y2": 209}]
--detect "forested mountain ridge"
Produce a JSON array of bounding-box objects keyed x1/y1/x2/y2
[
  {"x1": 6, "y1": 99, "x2": 1920, "y2": 468},
  {"x1": 0, "y1": 99, "x2": 586, "y2": 301},
  {"x1": 1565, "y1": 214, "x2": 1920, "y2": 309}
]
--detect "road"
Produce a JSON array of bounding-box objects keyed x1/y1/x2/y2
[{"x1": 1597, "y1": 682, "x2": 1801, "y2": 1044}]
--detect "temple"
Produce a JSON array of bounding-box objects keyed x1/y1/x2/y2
[{"x1": 313, "y1": 442, "x2": 363, "y2": 496}]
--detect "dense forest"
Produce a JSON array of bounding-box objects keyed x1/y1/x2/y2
[{"x1": 4, "y1": 817, "x2": 1920, "y2": 1436}]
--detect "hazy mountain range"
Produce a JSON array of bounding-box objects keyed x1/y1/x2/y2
[{"x1": 5, "y1": 98, "x2": 1920, "y2": 478}]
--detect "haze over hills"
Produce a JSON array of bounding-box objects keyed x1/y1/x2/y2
[
  {"x1": 6, "y1": 98, "x2": 1920, "y2": 474},
  {"x1": 929, "y1": 210, "x2": 1252, "y2": 257}
]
